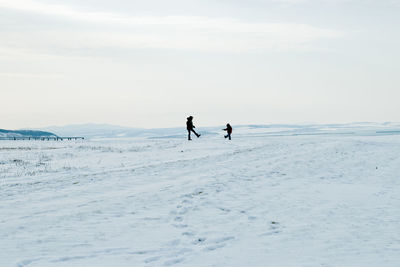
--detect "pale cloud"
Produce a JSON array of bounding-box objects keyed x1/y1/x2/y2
[
  {"x1": 0, "y1": 72, "x2": 61, "y2": 78},
  {"x1": 266, "y1": 0, "x2": 400, "y2": 5},
  {"x1": 0, "y1": 0, "x2": 114, "y2": 22},
  {"x1": 0, "y1": 0, "x2": 343, "y2": 54},
  {"x1": 1, "y1": 24, "x2": 342, "y2": 55}
]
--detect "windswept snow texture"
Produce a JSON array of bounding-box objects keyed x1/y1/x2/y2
[{"x1": 1, "y1": 126, "x2": 400, "y2": 266}]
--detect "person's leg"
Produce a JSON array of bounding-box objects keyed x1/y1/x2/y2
[
  {"x1": 188, "y1": 130, "x2": 191, "y2": 140},
  {"x1": 192, "y1": 129, "x2": 200, "y2": 137},
  {"x1": 228, "y1": 133, "x2": 231, "y2": 140}
]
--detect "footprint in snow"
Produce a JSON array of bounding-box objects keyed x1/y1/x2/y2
[
  {"x1": 144, "y1": 256, "x2": 161, "y2": 263},
  {"x1": 192, "y1": 237, "x2": 206, "y2": 244},
  {"x1": 260, "y1": 221, "x2": 282, "y2": 236},
  {"x1": 177, "y1": 207, "x2": 190, "y2": 215},
  {"x1": 204, "y1": 236, "x2": 235, "y2": 251},
  {"x1": 174, "y1": 216, "x2": 183, "y2": 222},
  {"x1": 165, "y1": 239, "x2": 181, "y2": 247},
  {"x1": 218, "y1": 207, "x2": 231, "y2": 213},
  {"x1": 172, "y1": 223, "x2": 188, "y2": 229},
  {"x1": 163, "y1": 257, "x2": 185, "y2": 266},
  {"x1": 248, "y1": 216, "x2": 257, "y2": 221},
  {"x1": 213, "y1": 236, "x2": 235, "y2": 243},
  {"x1": 204, "y1": 243, "x2": 226, "y2": 251},
  {"x1": 182, "y1": 231, "x2": 195, "y2": 237}
]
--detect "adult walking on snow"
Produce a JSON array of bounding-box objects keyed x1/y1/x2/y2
[
  {"x1": 186, "y1": 116, "x2": 201, "y2": 140},
  {"x1": 223, "y1": 123, "x2": 232, "y2": 140}
]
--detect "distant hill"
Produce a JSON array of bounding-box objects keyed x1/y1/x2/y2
[
  {"x1": 28, "y1": 122, "x2": 400, "y2": 139},
  {"x1": 0, "y1": 129, "x2": 58, "y2": 139},
  {"x1": 42, "y1": 124, "x2": 143, "y2": 138},
  {"x1": 41, "y1": 123, "x2": 220, "y2": 139}
]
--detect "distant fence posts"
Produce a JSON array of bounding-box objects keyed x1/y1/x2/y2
[{"x1": 0, "y1": 137, "x2": 85, "y2": 141}]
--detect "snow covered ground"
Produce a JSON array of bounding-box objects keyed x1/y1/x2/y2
[{"x1": 1, "y1": 125, "x2": 400, "y2": 266}]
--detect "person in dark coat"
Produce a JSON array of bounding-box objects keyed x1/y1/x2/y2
[
  {"x1": 223, "y1": 123, "x2": 232, "y2": 140},
  {"x1": 186, "y1": 116, "x2": 200, "y2": 140}
]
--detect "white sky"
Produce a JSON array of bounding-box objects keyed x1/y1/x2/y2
[{"x1": 1, "y1": 0, "x2": 399, "y2": 129}]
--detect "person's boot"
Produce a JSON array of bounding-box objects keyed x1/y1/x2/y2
[{"x1": 197, "y1": 134, "x2": 201, "y2": 138}]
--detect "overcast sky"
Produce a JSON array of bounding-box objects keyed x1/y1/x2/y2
[{"x1": 1, "y1": 0, "x2": 399, "y2": 129}]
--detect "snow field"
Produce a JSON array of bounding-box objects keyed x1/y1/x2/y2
[{"x1": 1, "y1": 134, "x2": 400, "y2": 266}]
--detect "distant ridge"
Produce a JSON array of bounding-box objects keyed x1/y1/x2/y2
[
  {"x1": 40, "y1": 122, "x2": 400, "y2": 139},
  {"x1": 41, "y1": 123, "x2": 221, "y2": 139},
  {"x1": 0, "y1": 129, "x2": 58, "y2": 139},
  {"x1": 16, "y1": 122, "x2": 400, "y2": 140}
]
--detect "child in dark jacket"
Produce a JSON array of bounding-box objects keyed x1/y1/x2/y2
[{"x1": 223, "y1": 123, "x2": 232, "y2": 140}]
